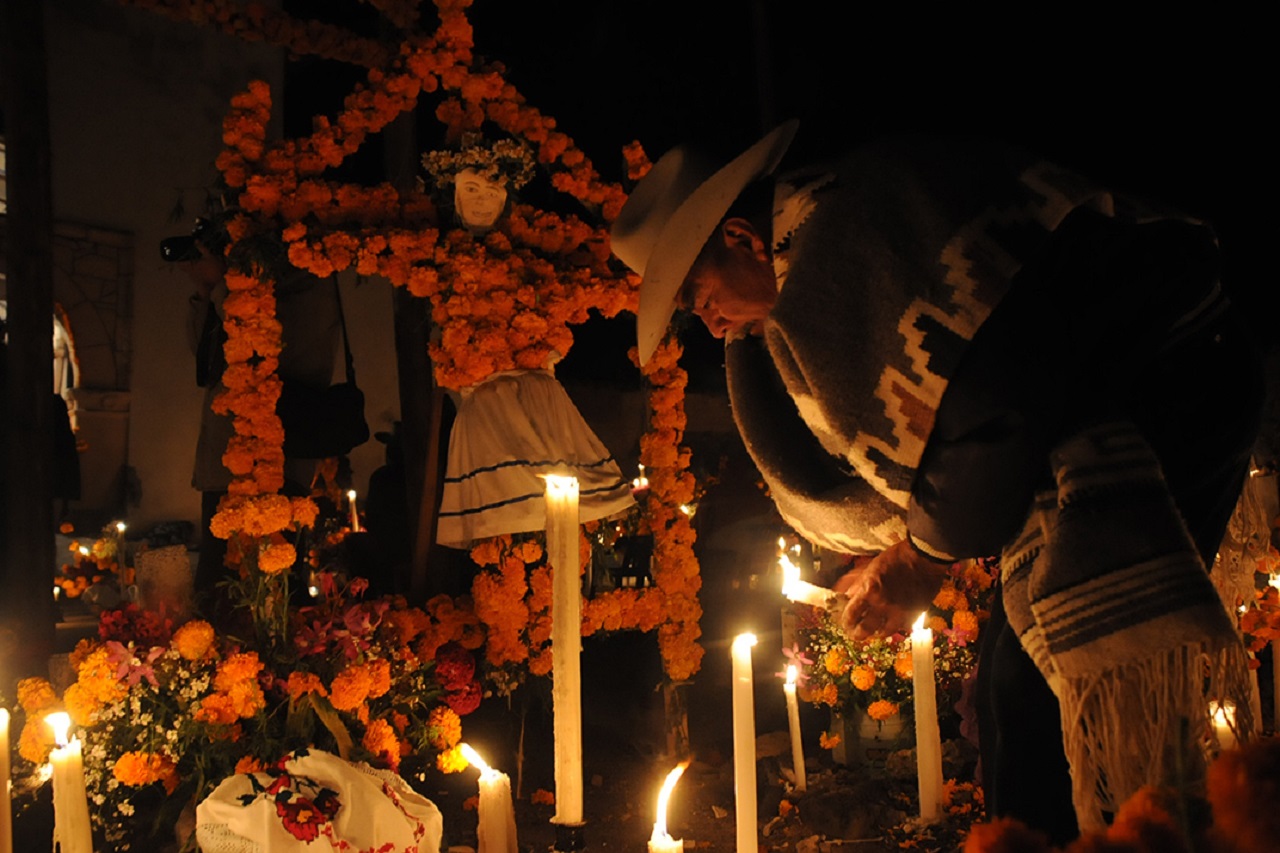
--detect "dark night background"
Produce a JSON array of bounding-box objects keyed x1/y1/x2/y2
[{"x1": 285, "y1": 2, "x2": 1274, "y2": 392}]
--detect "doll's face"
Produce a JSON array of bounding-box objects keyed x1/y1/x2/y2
[{"x1": 454, "y1": 168, "x2": 508, "y2": 232}]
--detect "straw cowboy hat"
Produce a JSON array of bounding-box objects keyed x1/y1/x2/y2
[{"x1": 610, "y1": 119, "x2": 800, "y2": 365}]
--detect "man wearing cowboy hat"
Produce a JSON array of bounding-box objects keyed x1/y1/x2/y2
[{"x1": 611, "y1": 123, "x2": 1261, "y2": 841}]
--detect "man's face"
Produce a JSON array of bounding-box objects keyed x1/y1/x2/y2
[
  {"x1": 679, "y1": 219, "x2": 777, "y2": 338},
  {"x1": 454, "y1": 168, "x2": 508, "y2": 231}
]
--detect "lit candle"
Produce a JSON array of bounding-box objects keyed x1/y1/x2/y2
[
  {"x1": 347, "y1": 489, "x2": 361, "y2": 532},
  {"x1": 779, "y1": 553, "x2": 842, "y2": 610},
  {"x1": 544, "y1": 474, "x2": 583, "y2": 827},
  {"x1": 783, "y1": 665, "x2": 807, "y2": 791},
  {"x1": 46, "y1": 712, "x2": 93, "y2": 853},
  {"x1": 910, "y1": 613, "x2": 944, "y2": 822},
  {"x1": 1, "y1": 708, "x2": 12, "y2": 853},
  {"x1": 649, "y1": 760, "x2": 689, "y2": 853},
  {"x1": 1211, "y1": 700, "x2": 1238, "y2": 752},
  {"x1": 731, "y1": 633, "x2": 758, "y2": 852},
  {"x1": 460, "y1": 743, "x2": 518, "y2": 853}
]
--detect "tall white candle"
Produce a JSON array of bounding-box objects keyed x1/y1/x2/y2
[
  {"x1": 1, "y1": 708, "x2": 12, "y2": 853},
  {"x1": 731, "y1": 633, "x2": 758, "y2": 853},
  {"x1": 347, "y1": 489, "x2": 361, "y2": 532},
  {"x1": 545, "y1": 474, "x2": 583, "y2": 827},
  {"x1": 779, "y1": 554, "x2": 840, "y2": 610},
  {"x1": 648, "y1": 760, "x2": 689, "y2": 853},
  {"x1": 910, "y1": 613, "x2": 944, "y2": 822},
  {"x1": 783, "y1": 665, "x2": 807, "y2": 791},
  {"x1": 46, "y1": 712, "x2": 93, "y2": 853},
  {"x1": 460, "y1": 743, "x2": 518, "y2": 853}
]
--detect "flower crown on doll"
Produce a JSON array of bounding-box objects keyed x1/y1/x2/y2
[{"x1": 421, "y1": 132, "x2": 536, "y2": 190}]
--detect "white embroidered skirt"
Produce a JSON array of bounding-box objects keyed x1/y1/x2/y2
[{"x1": 436, "y1": 369, "x2": 634, "y2": 548}]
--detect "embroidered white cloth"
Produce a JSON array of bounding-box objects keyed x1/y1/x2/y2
[
  {"x1": 437, "y1": 368, "x2": 634, "y2": 548},
  {"x1": 195, "y1": 750, "x2": 443, "y2": 853}
]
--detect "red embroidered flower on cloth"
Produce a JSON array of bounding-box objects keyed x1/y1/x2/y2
[{"x1": 275, "y1": 790, "x2": 341, "y2": 842}]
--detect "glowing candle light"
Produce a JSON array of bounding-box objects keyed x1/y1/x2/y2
[
  {"x1": 648, "y1": 760, "x2": 689, "y2": 853},
  {"x1": 783, "y1": 665, "x2": 807, "y2": 791},
  {"x1": 779, "y1": 552, "x2": 840, "y2": 610},
  {"x1": 731, "y1": 633, "x2": 759, "y2": 852},
  {"x1": 46, "y1": 712, "x2": 92, "y2": 853},
  {"x1": 1, "y1": 708, "x2": 12, "y2": 853},
  {"x1": 1211, "y1": 700, "x2": 1238, "y2": 751},
  {"x1": 347, "y1": 489, "x2": 361, "y2": 532},
  {"x1": 460, "y1": 743, "x2": 518, "y2": 853},
  {"x1": 911, "y1": 613, "x2": 944, "y2": 822},
  {"x1": 544, "y1": 474, "x2": 584, "y2": 828}
]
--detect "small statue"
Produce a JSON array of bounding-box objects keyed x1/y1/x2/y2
[{"x1": 421, "y1": 132, "x2": 536, "y2": 234}]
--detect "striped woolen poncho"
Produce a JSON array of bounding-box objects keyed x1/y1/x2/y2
[{"x1": 726, "y1": 135, "x2": 1250, "y2": 826}]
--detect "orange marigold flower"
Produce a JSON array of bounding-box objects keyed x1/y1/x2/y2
[
  {"x1": 427, "y1": 705, "x2": 462, "y2": 749},
  {"x1": 16, "y1": 677, "x2": 58, "y2": 713},
  {"x1": 287, "y1": 672, "x2": 328, "y2": 701},
  {"x1": 330, "y1": 663, "x2": 373, "y2": 712},
  {"x1": 463, "y1": 794, "x2": 479, "y2": 812},
  {"x1": 113, "y1": 751, "x2": 178, "y2": 792},
  {"x1": 63, "y1": 682, "x2": 101, "y2": 728},
  {"x1": 436, "y1": 744, "x2": 468, "y2": 774},
  {"x1": 362, "y1": 717, "x2": 401, "y2": 770},
  {"x1": 953, "y1": 609, "x2": 980, "y2": 637},
  {"x1": 818, "y1": 731, "x2": 842, "y2": 750},
  {"x1": 1207, "y1": 736, "x2": 1280, "y2": 853},
  {"x1": 866, "y1": 700, "x2": 899, "y2": 722},
  {"x1": 18, "y1": 718, "x2": 54, "y2": 764},
  {"x1": 894, "y1": 650, "x2": 913, "y2": 679},
  {"x1": 214, "y1": 652, "x2": 264, "y2": 694},
  {"x1": 530, "y1": 789, "x2": 555, "y2": 806},
  {"x1": 850, "y1": 665, "x2": 876, "y2": 691},
  {"x1": 779, "y1": 799, "x2": 796, "y2": 818},
  {"x1": 172, "y1": 620, "x2": 216, "y2": 661},
  {"x1": 824, "y1": 647, "x2": 850, "y2": 676}
]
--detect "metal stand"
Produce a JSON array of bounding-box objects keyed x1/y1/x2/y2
[{"x1": 551, "y1": 821, "x2": 585, "y2": 852}]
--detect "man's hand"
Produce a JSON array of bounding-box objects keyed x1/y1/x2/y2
[{"x1": 833, "y1": 539, "x2": 950, "y2": 640}]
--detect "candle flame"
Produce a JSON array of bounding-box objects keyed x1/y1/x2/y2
[
  {"x1": 115, "y1": 521, "x2": 126, "y2": 533},
  {"x1": 912, "y1": 612, "x2": 927, "y2": 633},
  {"x1": 779, "y1": 553, "x2": 800, "y2": 596},
  {"x1": 732, "y1": 633, "x2": 758, "y2": 653},
  {"x1": 1211, "y1": 700, "x2": 1236, "y2": 726},
  {"x1": 347, "y1": 489, "x2": 357, "y2": 501},
  {"x1": 777, "y1": 536, "x2": 786, "y2": 550},
  {"x1": 542, "y1": 473, "x2": 580, "y2": 497},
  {"x1": 45, "y1": 711, "x2": 72, "y2": 747},
  {"x1": 652, "y1": 760, "x2": 690, "y2": 841},
  {"x1": 786, "y1": 664, "x2": 798, "y2": 686},
  {"x1": 458, "y1": 742, "x2": 492, "y2": 775}
]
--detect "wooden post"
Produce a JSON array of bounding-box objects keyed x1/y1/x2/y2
[{"x1": 1, "y1": 0, "x2": 59, "y2": 682}]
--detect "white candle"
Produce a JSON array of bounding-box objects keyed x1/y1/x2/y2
[
  {"x1": 648, "y1": 760, "x2": 689, "y2": 853},
  {"x1": 46, "y1": 712, "x2": 93, "y2": 853},
  {"x1": 910, "y1": 613, "x2": 944, "y2": 822},
  {"x1": 1, "y1": 708, "x2": 12, "y2": 853},
  {"x1": 783, "y1": 665, "x2": 807, "y2": 791},
  {"x1": 544, "y1": 474, "x2": 583, "y2": 827},
  {"x1": 1211, "y1": 700, "x2": 1238, "y2": 751},
  {"x1": 347, "y1": 489, "x2": 361, "y2": 532},
  {"x1": 731, "y1": 633, "x2": 758, "y2": 853},
  {"x1": 779, "y1": 553, "x2": 840, "y2": 610},
  {"x1": 460, "y1": 743, "x2": 518, "y2": 853}
]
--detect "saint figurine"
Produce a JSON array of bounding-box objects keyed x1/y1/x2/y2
[{"x1": 420, "y1": 133, "x2": 635, "y2": 547}]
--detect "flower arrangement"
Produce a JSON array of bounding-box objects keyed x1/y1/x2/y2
[
  {"x1": 794, "y1": 557, "x2": 994, "y2": 724},
  {"x1": 8, "y1": 572, "x2": 480, "y2": 850},
  {"x1": 421, "y1": 132, "x2": 537, "y2": 190}
]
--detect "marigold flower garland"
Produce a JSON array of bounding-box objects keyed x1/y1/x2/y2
[{"x1": 201, "y1": 0, "x2": 694, "y2": 712}]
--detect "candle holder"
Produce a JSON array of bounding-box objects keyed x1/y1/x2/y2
[{"x1": 551, "y1": 821, "x2": 586, "y2": 852}]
